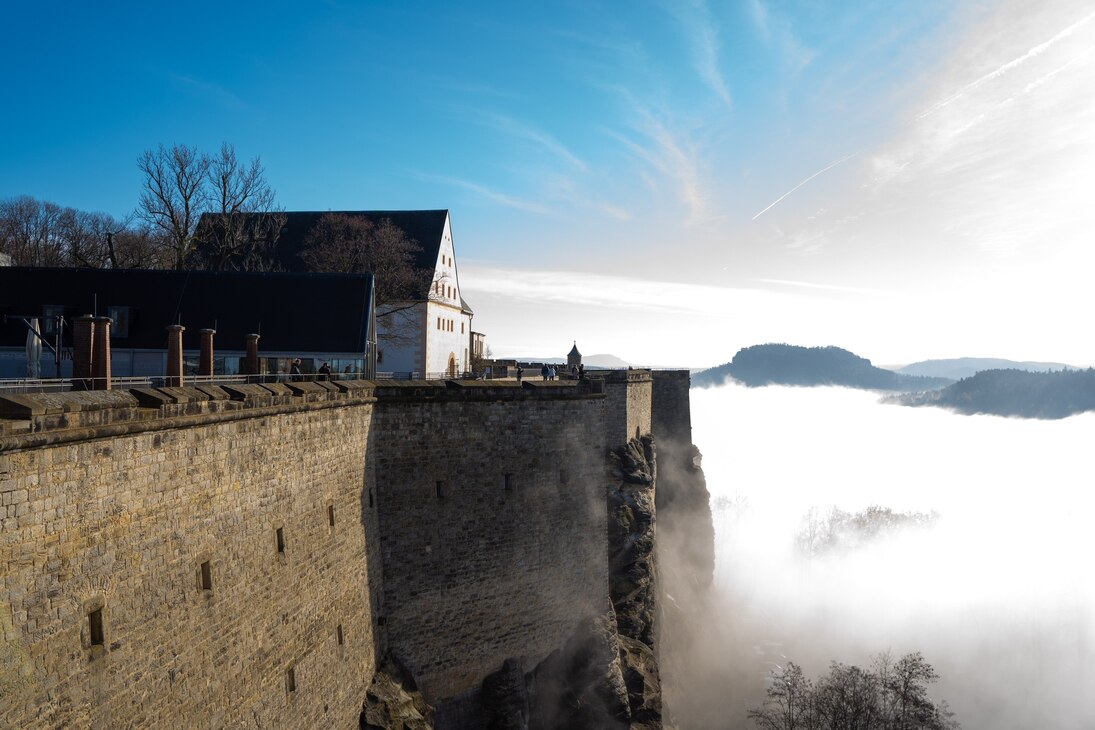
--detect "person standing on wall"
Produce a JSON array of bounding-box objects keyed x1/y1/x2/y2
[
  {"x1": 541, "y1": 364, "x2": 549, "y2": 381},
  {"x1": 290, "y1": 358, "x2": 303, "y2": 382},
  {"x1": 318, "y1": 361, "x2": 332, "y2": 381}
]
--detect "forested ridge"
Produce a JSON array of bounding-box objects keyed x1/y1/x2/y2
[
  {"x1": 694, "y1": 344, "x2": 953, "y2": 392},
  {"x1": 896, "y1": 367, "x2": 1095, "y2": 419}
]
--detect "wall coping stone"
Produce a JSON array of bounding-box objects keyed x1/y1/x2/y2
[
  {"x1": 284, "y1": 381, "x2": 327, "y2": 396},
  {"x1": 220, "y1": 383, "x2": 276, "y2": 402},
  {"x1": 258, "y1": 382, "x2": 294, "y2": 397},
  {"x1": 157, "y1": 386, "x2": 210, "y2": 404},
  {"x1": 194, "y1": 384, "x2": 233, "y2": 400},
  {"x1": 0, "y1": 378, "x2": 610, "y2": 452},
  {"x1": 130, "y1": 387, "x2": 175, "y2": 407}
]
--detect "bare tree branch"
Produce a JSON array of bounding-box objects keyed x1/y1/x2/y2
[
  {"x1": 191, "y1": 143, "x2": 285, "y2": 271},
  {"x1": 137, "y1": 144, "x2": 211, "y2": 269}
]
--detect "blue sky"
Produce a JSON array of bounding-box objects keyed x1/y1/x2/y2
[{"x1": 4, "y1": 1, "x2": 1094, "y2": 366}]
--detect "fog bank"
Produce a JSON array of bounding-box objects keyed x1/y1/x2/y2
[{"x1": 688, "y1": 383, "x2": 1095, "y2": 729}]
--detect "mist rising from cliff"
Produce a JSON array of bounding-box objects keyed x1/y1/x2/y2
[{"x1": 681, "y1": 383, "x2": 1095, "y2": 729}]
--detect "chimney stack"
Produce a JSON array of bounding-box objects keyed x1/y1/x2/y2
[
  {"x1": 92, "y1": 316, "x2": 112, "y2": 390},
  {"x1": 73, "y1": 315, "x2": 95, "y2": 390},
  {"x1": 199, "y1": 328, "x2": 216, "y2": 377},
  {"x1": 165, "y1": 324, "x2": 185, "y2": 387},
  {"x1": 243, "y1": 333, "x2": 261, "y2": 379}
]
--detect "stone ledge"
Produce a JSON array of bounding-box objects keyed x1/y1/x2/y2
[{"x1": 0, "y1": 377, "x2": 606, "y2": 448}]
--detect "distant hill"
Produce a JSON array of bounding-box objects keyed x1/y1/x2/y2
[
  {"x1": 896, "y1": 357, "x2": 1076, "y2": 380},
  {"x1": 894, "y1": 368, "x2": 1095, "y2": 419},
  {"x1": 693, "y1": 344, "x2": 953, "y2": 392}
]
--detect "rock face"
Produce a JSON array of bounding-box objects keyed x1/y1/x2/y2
[
  {"x1": 607, "y1": 436, "x2": 659, "y2": 648},
  {"x1": 360, "y1": 655, "x2": 434, "y2": 730},
  {"x1": 480, "y1": 436, "x2": 665, "y2": 730},
  {"x1": 481, "y1": 608, "x2": 656, "y2": 730}
]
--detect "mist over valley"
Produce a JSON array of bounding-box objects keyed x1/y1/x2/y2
[{"x1": 682, "y1": 382, "x2": 1095, "y2": 729}]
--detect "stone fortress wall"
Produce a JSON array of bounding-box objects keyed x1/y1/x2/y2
[{"x1": 0, "y1": 371, "x2": 687, "y2": 729}]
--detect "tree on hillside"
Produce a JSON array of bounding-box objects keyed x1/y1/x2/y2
[
  {"x1": 137, "y1": 143, "x2": 212, "y2": 269},
  {"x1": 749, "y1": 653, "x2": 958, "y2": 730},
  {"x1": 190, "y1": 142, "x2": 285, "y2": 271}
]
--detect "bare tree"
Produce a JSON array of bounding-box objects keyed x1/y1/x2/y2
[
  {"x1": 749, "y1": 654, "x2": 958, "y2": 730},
  {"x1": 749, "y1": 662, "x2": 816, "y2": 730},
  {"x1": 107, "y1": 223, "x2": 172, "y2": 269},
  {"x1": 300, "y1": 214, "x2": 431, "y2": 306},
  {"x1": 0, "y1": 195, "x2": 68, "y2": 266},
  {"x1": 137, "y1": 144, "x2": 211, "y2": 269},
  {"x1": 191, "y1": 143, "x2": 285, "y2": 271}
]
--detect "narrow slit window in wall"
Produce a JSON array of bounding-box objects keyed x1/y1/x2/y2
[
  {"x1": 337, "y1": 624, "x2": 344, "y2": 645},
  {"x1": 368, "y1": 489, "x2": 374, "y2": 508},
  {"x1": 560, "y1": 468, "x2": 569, "y2": 485},
  {"x1": 276, "y1": 527, "x2": 285, "y2": 553},
  {"x1": 435, "y1": 480, "x2": 444, "y2": 499},
  {"x1": 200, "y1": 561, "x2": 212, "y2": 591},
  {"x1": 328, "y1": 504, "x2": 335, "y2": 528},
  {"x1": 88, "y1": 608, "x2": 104, "y2": 647},
  {"x1": 286, "y1": 666, "x2": 297, "y2": 693},
  {"x1": 504, "y1": 473, "x2": 515, "y2": 492}
]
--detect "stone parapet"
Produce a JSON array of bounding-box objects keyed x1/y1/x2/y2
[{"x1": 0, "y1": 380, "x2": 609, "y2": 450}]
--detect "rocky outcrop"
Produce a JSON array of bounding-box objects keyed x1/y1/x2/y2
[
  {"x1": 618, "y1": 634, "x2": 662, "y2": 730},
  {"x1": 482, "y1": 608, "x2": 658, "y2": 730},
  {"x1": 607, "y1": 436, "x2": 659, "y2": 648},
  {"x1": 361, "y1": 654, "x2": 434, "y2": 730}
]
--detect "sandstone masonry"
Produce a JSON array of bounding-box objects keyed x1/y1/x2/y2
[{"x1": 0, "y1": 371, "x2": 687, "y2": 729}]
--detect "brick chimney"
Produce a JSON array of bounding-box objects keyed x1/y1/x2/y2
[
  {"x1": 243, "y1": 333, "x2": 260, "y2": 378},
  {"x1": 165, "y1": 324, "x2": 185, "y2": 387},
  {"x1": 73, "y1": 315, "x2": 95, "y2": 390},
  {"x1": 199, "y1": 328, "x2": 216, "y2": 377},
  {"x1": 92, "y1": 316, "x2": 112, "y2": 390}
]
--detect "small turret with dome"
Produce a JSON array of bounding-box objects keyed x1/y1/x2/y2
[{"x1": 567, "y1": 341, "x2": 582, "y2": 369}]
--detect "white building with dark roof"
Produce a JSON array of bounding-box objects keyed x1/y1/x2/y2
[{"x1": 196, "y1": 208, "x2": 477, "y2": 377}]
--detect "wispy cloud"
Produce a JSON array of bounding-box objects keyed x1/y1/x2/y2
[
  {"x1": 608, "y1": 121, "x2": 706, "y2": 222},
  {"x1": 461, "y1": 264, "x2": 759, "y2": 317},
  {"x1": 745, "y1": 0, "x2": 815, "y2": 72},
  {"x1": 752, "y1": 154, "x2": 856, "y2": 220},
  {"x1": 418, "y1": 174, "x2": 552, "y2": 215},
  {"x1": 467, "y1": 110, "x2": 587, "y2": 172},
  {"x1": 663, "y1": 0, "x2": 732, "y2": 106},
  {"x1": 916, "y1": 8, "x2": 1095, "y2": 120},
  {"x1": 753, "y1": 278, "x2": 893, "y2": 297}
]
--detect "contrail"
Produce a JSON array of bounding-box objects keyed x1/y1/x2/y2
[
  {"x1": 751, "y1": 153, "x2": 856, "y2": 220},
  {"x1": 917, "y1": 9, "x2": 1095, "y2": 120}
]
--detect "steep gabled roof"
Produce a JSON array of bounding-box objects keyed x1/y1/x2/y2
[
  {"x1": 196, "y1": 209, "x2": 449, "y2": 285},
  {"x1": 0, "y1": 267, "x2": 375, "y2": 354}
]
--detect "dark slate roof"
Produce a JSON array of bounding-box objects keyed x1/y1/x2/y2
[
  {"x1": 0, "y1": 267, "x2": 374, "y2": 354},
  {"x1": 569, "y1": 342, "x2": 581, "y2": 357},
  {"x1": 197, "y1": 209, "x2": 448, "y2": 287}
]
